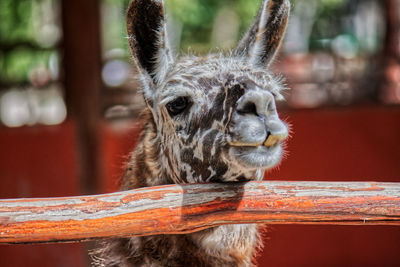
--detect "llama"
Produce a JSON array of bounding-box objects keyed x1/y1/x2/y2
[{"x1": 93, "y1": 0, "x2": 290, "y2": 266}]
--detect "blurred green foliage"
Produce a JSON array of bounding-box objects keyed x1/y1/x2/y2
[
  {"x1": 166, "y1": 0, "x2": 259, "y2": 52},
  {"x1": 101, "y1": 0, "x2": 356, "y2": 54},
  {"x1": 101, "y1": 0, "x2": 131, "y2": 56},
  {"x1": 0, "y1": 0, "x2": 33, "y2": 43},
  {"x1": 0, "y1": 49, "x2": 53, "y2": 85},
  {"x1": 0, "y1": 0, "x2": 56, "y2": 87},
  {"x1": 310, "y1": 0, "x2": 346, "y2": 49},
  {"x1": 101, "y1": 0, "x2": 260, "y2": 55},
  {"x1": 0, "y1": 0, "x2": 382, "y2": 87}
]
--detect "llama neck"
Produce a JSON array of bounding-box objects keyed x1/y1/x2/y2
[
  {"x1": 117, "y1": 113, "x2": 261, "y2": 266},
  {"x1": 191, "y1": 224, "x2": 261, "y2": 265},
  {"x1": 121, "y1": 113, "x2": 174, "y2": 190}
]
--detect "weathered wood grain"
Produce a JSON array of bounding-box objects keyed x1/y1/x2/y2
[{"x1": 1, "y1": 181, "x2": 399, "y2": 244}]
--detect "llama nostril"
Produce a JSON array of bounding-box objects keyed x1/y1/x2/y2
[
  {"x1": 237, "y1": 102, "x2": 258, "y2": 116},
  {"x1": 236, "y1": 90, "x2": 276, "y2": 118}
]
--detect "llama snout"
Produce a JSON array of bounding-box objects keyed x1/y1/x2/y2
[{"x1": 229, "y1": 90, "x2": 288, "y2": 147}]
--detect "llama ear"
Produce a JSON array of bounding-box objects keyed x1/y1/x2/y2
[
  {"x1": 234, "y1": 0, "x2": 290, "y2": 67},
  {"x1": 126, "y1": 0, "x2": 174, "y2": 90}
]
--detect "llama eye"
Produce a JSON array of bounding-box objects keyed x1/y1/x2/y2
[{"x1": 166, "y1": 97, "x2": 189, "y2": 116}]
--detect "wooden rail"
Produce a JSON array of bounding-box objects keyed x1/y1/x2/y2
[{"x1": 1, "y1": 181, "x2": 399, "y2": 244}]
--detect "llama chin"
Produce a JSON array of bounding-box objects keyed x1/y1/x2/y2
[
  {"x1": 93, "y1": 0, "x2": 290, "y2": 266},
  {"x1": 229, "y1": 145, "x2": 283, "y2": 170}
]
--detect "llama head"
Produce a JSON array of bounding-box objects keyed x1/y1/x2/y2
[{"x1": 127, "y1": 0, "x2": 290, "y2": 183}]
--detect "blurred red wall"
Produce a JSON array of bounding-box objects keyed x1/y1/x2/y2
[
  {"x1": 258, "y1": 105, "x2": 400, "y2": 267},
  {"x1": 0, "y1": 121, "x2": 85, "y2": 267},
  {"x1": 0, "y1": 105, "x2": 399, "y2": 266}
]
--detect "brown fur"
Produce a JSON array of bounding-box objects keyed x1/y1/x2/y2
[{"x1": 92, "y1": 1, "x2": 290, "y2": 266}]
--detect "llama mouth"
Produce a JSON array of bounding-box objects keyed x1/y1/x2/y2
[
  {"x1": 228, "y1": 132, "x2": 287, "y2": 148},
  {"x1": 228, "y1": 144, "x2": 283, "y2": 169}
]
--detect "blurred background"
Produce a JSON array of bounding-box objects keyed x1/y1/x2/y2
[{"x1": 0, "y1": 0, "x2": 399, "y2": 266}]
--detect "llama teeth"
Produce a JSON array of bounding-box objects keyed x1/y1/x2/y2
[
  {"x1": 263, "y1": 134, "x2": 287, "y2": 147},
  {"x1": 228, "y1": 141, "x2": 263, "y2": 147},
  {"x1": 264, "y1": 136, "x2": 279, "y2": 147}
]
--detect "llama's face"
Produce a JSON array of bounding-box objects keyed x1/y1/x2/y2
[
  {"x1": 127, "y1": 0, "x2": 290, "y2": 182},
  {"x1": 152, "y1": 57, "x2": 288, "y2": 182}
]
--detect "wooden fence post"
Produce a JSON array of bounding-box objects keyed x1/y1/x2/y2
[{"x1": 1, "y1": 181, "x2": 400, "y2": 244}]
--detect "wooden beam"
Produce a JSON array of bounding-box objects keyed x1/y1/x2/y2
[
  {"x1": 61, "y1": 0, "x2": 103, "y2": 194},
  {"x1": 383, "y1": 0, "x2": 400, "y2": 60},
  {"x1": 1, "y1": 181, "x2": 400, "y2": 244}
]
